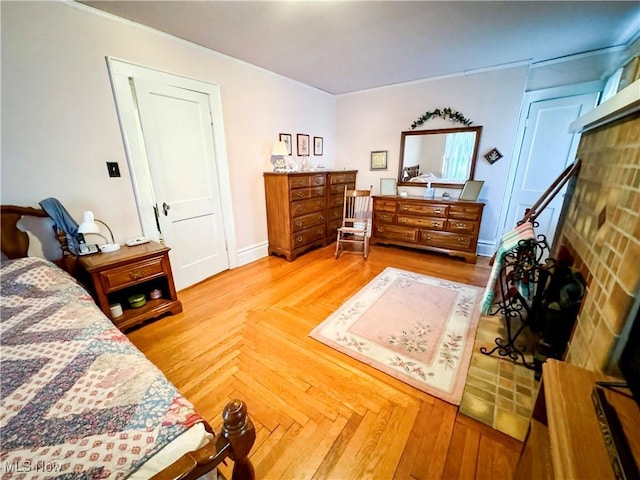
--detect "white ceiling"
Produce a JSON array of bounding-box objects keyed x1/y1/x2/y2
[{"x1": 80, "y1": 1, "x2": 640, "y2": 94}]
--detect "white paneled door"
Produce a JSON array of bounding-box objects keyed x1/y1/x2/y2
[
  {"x1": 504, "y1": 92, "x2": 598, "y2": 248},
  {"x1": 107, "y1": 59, "x2": 235, "y2": 291},
  {"x1": 133, "y1": 79, "x2": 229, "y2": 290}
]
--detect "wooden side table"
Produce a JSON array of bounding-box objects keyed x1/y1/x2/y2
[
  {"x1": 77, "y1": 240, "x2": 182, "y2": 331},
  {"x1": 516, "y1": 359, "x2": 640, "y2": 479}
]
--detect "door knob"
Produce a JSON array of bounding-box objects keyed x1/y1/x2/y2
[{"x1": 162, "y1": 202, "x2": 171, "y2": 216}]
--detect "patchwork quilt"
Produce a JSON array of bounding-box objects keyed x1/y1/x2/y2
[{"x1": 0, "y1": 257, "x2": 204, "y2": 479}]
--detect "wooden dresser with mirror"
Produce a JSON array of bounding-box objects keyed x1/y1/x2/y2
[
  {"x1": 264, "y1": 170, "x2": 357, "y2": 261},
  {"x1": 378, "y1": 123, "x2": 485, "y2": 262},
  {"x1": 371, "y1": 195, "x2": 484, "y2": 263}
]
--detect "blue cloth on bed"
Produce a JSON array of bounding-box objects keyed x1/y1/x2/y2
[{"x1": 39, "y1": 197, "x2": 80, "y2": 255}]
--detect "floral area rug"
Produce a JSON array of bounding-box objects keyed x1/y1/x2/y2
[{"x1": 309, "y1": 267, "x2": 483, "y2": 405}]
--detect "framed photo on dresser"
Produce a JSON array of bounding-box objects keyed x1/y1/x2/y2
[
  {"x1": 380, "y1": 178, "x2": 397, "y2": 195},
  {"x1": 459, "y1": 180, "x2": 484, "y2": 201}
]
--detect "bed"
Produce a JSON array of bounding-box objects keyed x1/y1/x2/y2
[{"x1": 0, "y1": 205, "x2": 255, "y2": 479}]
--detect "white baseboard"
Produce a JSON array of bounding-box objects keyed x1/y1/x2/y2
[
  {"x1": 235, "y1": 241, "x2": 269, "y2": 267},
  {"x1": 477, "y1": 239, "x2": 497, "y2": 257},
  {"x1": 236, "y1": 239, "x2": 495, "y2": 264}
]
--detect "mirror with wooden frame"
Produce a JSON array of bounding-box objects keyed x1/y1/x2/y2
[{"x1": 397, "y1": 126, "x2": 482, "y2": 188}]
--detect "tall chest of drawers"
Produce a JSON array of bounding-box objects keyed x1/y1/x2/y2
[
  {"x1": 325, "y1": 171, "x2": 358, "y2": 239},
  {"x1": 371, "y1": 195, "x2": 484, "y2": 263},
  {"x1": 264, "y1": 170, "x2": 357, "y2": 261}
]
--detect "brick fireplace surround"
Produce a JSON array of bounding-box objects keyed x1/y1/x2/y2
[{"x1": 555, "y1": 111, "x2": 640, "y2": 372}]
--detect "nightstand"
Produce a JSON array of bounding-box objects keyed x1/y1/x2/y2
[{"x1": 77, "y1": 240, "x2": 182, "y2": 331}]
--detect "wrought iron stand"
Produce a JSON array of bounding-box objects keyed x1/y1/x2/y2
[{"x1": 480, "y1": 235, "x2": 554, "y2": 370}]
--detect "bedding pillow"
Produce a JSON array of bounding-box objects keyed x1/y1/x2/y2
[{"x1": 402, "y1": 165, "x2": 420, "y2": 181}]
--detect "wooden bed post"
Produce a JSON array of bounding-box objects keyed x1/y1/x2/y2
[
  {"x1": 145, "y1": 403, "x2": 256, "y2": 480},
  {"x1": 218, "y1": 400, "x2": 256, "y2": 480}
]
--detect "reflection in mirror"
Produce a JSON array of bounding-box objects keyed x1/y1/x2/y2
[{"x1": 398, "y1": 126, "x2": 482, "y2": 187}]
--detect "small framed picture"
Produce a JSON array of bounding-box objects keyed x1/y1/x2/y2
[
  {"x1": 313, "y1": 136, "x2": 323, "y2": 156},
  {"x1": 459, "y1": 180, "x2": 485, "y2": 201},
  {"x1": 380, "y1": 178, "x2": 397, "y2": 195},
  {"x1": 279, "y1": 133, "x2": 292, "y2": 155},
  {"x1": 297, "y1": 134, "x2": 310, "y2": 156},
  {"x1": 370, "y1": 150, "x2": 388, "y2": 170},
  {"x1": 484, "y1": 148, "x2": 503, "y2": 164}
]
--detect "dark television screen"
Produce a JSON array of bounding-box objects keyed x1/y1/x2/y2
[{"x1": 619, "y1": 304, "x2": 640, "y2": 406}]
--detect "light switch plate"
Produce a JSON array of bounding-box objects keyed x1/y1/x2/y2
[{"x1": 106, "y1": 162, "x2": 121, "y2": 177}]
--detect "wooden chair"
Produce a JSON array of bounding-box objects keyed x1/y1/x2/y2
[{"x1": 335, "y1": 186, "x2": 372, "y2": 259}]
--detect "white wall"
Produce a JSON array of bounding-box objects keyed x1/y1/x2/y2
[
  {"x1": 1, "y1": 1, "x2": 530, "y2": 262},
  {"x1": 1, "y1": 1, "x2": 335, "y2": 261},
  {"x1": 334, "y1": 67, "x2": 529, "y2": 253}
]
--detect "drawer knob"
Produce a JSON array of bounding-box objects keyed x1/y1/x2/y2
[
  {"x1": 296, "y1": 205, "x2": 303, "y2": 212},
  {"x1": 457, "y1": 238, "x2": 466, "y2": 243},
  {"x1": 401, "y1": 205, "x2": 409, "y2": 211},
  {"x1": 296, "y1": 221, "x2": 303, "y2": 227},
  {"x1": 434, "y1": 209, "x2": 442, "y2": 214},
  {"x1": 129, "y1": 269, "x2": 144, "y2": 280},
  {"x1": 295, "y1": 192, "x2": 305, "y2": 198},
  {"x1": 319, "y1": 215, "x2": 324, "y2": 220},
  {"x1": 295, "y1": 236, "x2": 303, "y2": 243},
  {"x1": 400, "y1": 218, "x2": 408, "y2": 224}
]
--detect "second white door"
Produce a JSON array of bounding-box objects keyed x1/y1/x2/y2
[{"x1": 504, "y1": 92, "x2": 598, "y2": 248}]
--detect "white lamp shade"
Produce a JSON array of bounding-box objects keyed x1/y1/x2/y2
[
  {"x1": 271, "y1": 141, "x2": 289, "y2": 156},
  {"x1": 77, "y1": 211, "x2": 100, "y2": 234}
]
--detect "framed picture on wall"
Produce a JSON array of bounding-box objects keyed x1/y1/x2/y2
[
  {"x1": 484, "y1": 147, "x2": 503, "y2": 164},
  {"x1": 279, "y1": 133, "x2": 292, "y2": 155},
  {"x1": 297, "y1": 134, "x2": 310, "y2": 156},
  {"x1": 313, "y1": 136, "x2": 323, "y2": 156},
  {"x1": 370, "y1": 150, "x2": 388, "y2": 170}
]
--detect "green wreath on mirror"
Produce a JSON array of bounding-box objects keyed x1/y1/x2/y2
[{"x1": 410, "y1": 107, "x2": 473, "y2": 129}]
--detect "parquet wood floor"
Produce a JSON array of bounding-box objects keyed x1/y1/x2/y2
[{"x1": 128, "y1": 245, "x2": 523, "y2": 479}]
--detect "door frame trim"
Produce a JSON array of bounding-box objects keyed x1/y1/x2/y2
[
  {"x1": 106, "y1": 57, "x2": 237, "y2": 269},
  {"x1": 496, "y1": 80, "x2": 603, "y2": 240}
]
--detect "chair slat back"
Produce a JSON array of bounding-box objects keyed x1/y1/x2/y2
[{"x1": 342, "y1": 187, "x2": 372, "y2": 228}]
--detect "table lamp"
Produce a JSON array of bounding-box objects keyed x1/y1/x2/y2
[
  {"x1": 77, "y1": 211, "x2": 120, "y2": 253},
  {"x1": 270, "y1": 141, "x2": 289, "y2": 172}
]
